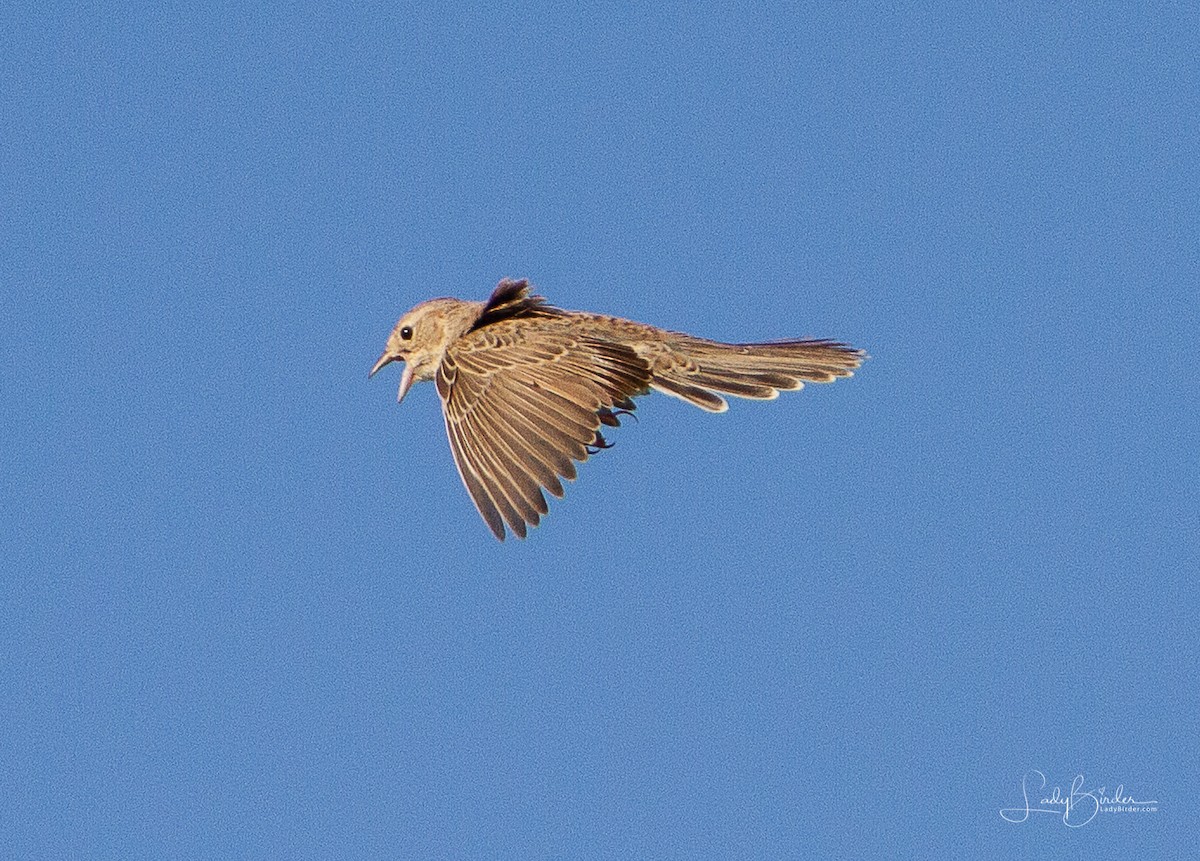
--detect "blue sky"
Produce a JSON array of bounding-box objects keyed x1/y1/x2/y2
[{"x1": 2, "y1": 2, "x2": 1196, "y2": 857}]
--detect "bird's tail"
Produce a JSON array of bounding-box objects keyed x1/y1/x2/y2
[{"x1": 650, "y1": 337, "x2": 866, "y2": 412}]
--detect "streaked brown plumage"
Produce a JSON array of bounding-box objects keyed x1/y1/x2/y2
[{"x1": 371, "y1": 278, "x2": 865, "y2": 540}]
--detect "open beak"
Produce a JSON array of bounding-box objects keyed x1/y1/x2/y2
[{"x1": 369, "y1": 351, "x2": 416, "y2": 404}]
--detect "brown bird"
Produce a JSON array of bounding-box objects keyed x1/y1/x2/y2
[{"x1": 371, "y1": 278, "x2": 865, "y2": 541}]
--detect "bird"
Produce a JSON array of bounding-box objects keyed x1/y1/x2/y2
[{"x1": 371, "y1": 278, "x2": 865, "y2": 541}]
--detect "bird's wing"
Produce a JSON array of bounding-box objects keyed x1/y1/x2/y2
[{"x1": 437, "y1": 322, "x2": 651, "y2": 540}]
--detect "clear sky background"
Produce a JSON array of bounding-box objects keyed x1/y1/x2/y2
[{"x1": 2, "y1": 3, "x2": 1196, "y2": 858}]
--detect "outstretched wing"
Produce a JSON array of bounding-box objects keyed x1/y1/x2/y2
[{"x1": 437, "y1": 321, "x2": 651, "y2": 540}]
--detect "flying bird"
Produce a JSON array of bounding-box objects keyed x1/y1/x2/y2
[{"x1": 371, "y1": 279, "x2": 865, "y2": 540}]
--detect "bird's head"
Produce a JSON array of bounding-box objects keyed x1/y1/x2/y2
[{"x1": 370, "y1": 298, "x2": 482, "y2": 403}]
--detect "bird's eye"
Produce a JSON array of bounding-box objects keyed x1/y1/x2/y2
[{"x1": 400, "y1": 326, "x2": 413, "y2": 340}]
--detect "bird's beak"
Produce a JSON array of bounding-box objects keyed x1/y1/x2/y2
[
  {"x1": 369, "y1": 351, "x2": 397, "y2": 378},
  {"x1": 369, "y1": 350, "x2": 416, "y2": 404},
  {"x1": 395, "y1": 364, "x2": 415, "y2": 404}
]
